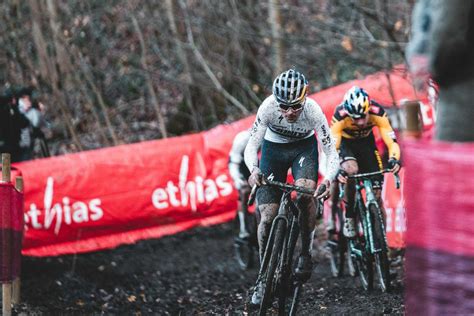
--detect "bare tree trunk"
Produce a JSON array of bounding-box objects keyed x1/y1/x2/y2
[
  {"x1": 131, "y1": 15, "x2": 168, "y2": 139},
  {"x1": 29, "y1": 0, "x2": 83, "y2": 151},
  {"x1": 268, "y1": 0, "x2": 285, "y2": 76},
  {"x1": 164, "y1": 0, "x2": 201, "y2": 131},
  {"x1": 45, "y1": 0, "x2": 73, "y2": 74},
  {"x1": 76, "y1": 54, "x2": 120, "y2": 145},
  {"x1": 29, "y1": 0, "x2": 56, "y2": 84},
  {"x1": 379, "y1": 1, "x2": 397, "y2": 107},
  {"x1": 45, "y1": 19, "x2": 119, "y2": 147},
  {"x1": 72, "y1": 74, "x2": 112, "y2": 147},
  {"x1": 178, "y1": 0, "x2": 249, "y2": 115}
]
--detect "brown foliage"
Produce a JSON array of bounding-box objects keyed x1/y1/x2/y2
[{"x1": 0, "y1": 0, "x2": 412, "y2": 156}]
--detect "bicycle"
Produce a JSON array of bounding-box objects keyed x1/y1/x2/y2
[
  {"x1": 346, "y1": 169, "x2": 400, "y2": 292},
  {"x1": 248, "y1": 178, "x2": 324, "y2": 316}
]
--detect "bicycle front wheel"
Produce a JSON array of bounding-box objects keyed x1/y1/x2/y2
[
  {"x1": 370, "y1": 203, "x2": 391, "y2": 292},
  {"x1": 353, "y1": 202, "x2": 373, "y2": 291},
  {"x1": 259, "y1": 219, "x2": 286, "y2": 316},
  {"x1": 278, "y1": 213, "x2": 300, "y2": 315}
]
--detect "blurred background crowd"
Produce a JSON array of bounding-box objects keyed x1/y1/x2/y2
[{"x1": 0, "y1": 86, "x2": 49, "y2": 162}]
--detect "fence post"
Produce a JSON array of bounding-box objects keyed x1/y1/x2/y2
[
  {"x1": 1, "y1": 153, "x2": 12, "y2": 316},
  {"x1": 401, "y1": 100, "x2": 423, "y2": 139},
  {"x1": 12, "y1": 176, "x2": 23, "y2": 306}
]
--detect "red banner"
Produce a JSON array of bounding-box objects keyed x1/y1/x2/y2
[
  {"x1": 15, "y1": 117, "x2": 253, "y2": 256},
  {"x1": 404, "y1": 140, "x2": 474, "y2": 256},
  {"x1": 14, "y1": 68, "x2": 428, "y2": 256},
  {"x1": 404, "y1": 140, "x2": 474, "y2": 315}
]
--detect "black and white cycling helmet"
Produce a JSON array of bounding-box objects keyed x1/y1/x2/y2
[
  {"x1": 343, "y1": 86, "x2": 370, "y2": 119},
  {"x1": 272, "y1": 69, "x2": 308, "y2": 106}
]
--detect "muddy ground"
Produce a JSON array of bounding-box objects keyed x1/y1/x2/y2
[{"x1": 8, "y1": 222, "x2": 404, "y2": 315}]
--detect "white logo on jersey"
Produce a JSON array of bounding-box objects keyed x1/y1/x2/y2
[{"x1": 299, "y1": 157, "x2": 305, "y2": 167}]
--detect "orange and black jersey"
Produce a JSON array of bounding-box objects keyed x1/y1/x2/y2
[{"x1": 330, "y1": 101, "x2": 401, "y2": 160}]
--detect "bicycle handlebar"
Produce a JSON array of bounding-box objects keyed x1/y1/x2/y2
[
  {"x1": 247, "y1": 178, "x2": 322, "y2": 206},
  {"x1": 348, "y1": 169, "x2": 400, "y2": 189}
]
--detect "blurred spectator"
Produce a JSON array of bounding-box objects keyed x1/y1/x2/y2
[
  {"x1": 0, "y1": 87, "x2": 31, "y2": 162},
  {"x1": 16, "y1": 87, "x2": 49, "y2": 161},
  {"x1": 427, "y1": 78, "x2": 439, "y2": 109},
  {"x1": 406, "y1": 0, "x2": 474, "y2": 141}
]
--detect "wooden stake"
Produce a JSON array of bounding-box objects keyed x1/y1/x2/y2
[
  {"x1": 2, "y1": 284, "x2": 12, "y2": 316},
  {"x1": 12, "y1": 176, "x2": 24, "y2": 305},
  {"x1": 14, "y1": 176, "x2": 23, "y2": 192},
  {"x1": 12, "y1": 278, "x2": 21, "y2": 306},
  {"x1": 402, "y1": 100, "x2": 423, "y2": 139},
  {"x1": 2, "y1": 154, "x2": 12, "y2": 315},
  {"x1": 2, "y1": 153, "x2": 11, "y2": 182}
]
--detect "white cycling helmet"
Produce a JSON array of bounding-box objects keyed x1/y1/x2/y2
[{"x1": 272, "y1": 69, "x2": 308, "y2": 106}]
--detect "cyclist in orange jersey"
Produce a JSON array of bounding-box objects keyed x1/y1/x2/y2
[{"x1": 329, "y1": 86, "x2": 401, "y2": 238}]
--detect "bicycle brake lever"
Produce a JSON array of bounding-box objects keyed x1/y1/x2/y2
[
  {"x1": 394, "y1": 173, "x2": 400, "y2": 189},
  {"x1": 316, "y1": 198, "x2": 324, "y2": 219}
]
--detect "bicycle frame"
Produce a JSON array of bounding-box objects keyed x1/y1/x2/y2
[
  {"x1": 350, "y1": 170, "x2": 399, "y2": 251},
  {"x1": 355, "y1": 178, "x2": 386, "y2": 256}
]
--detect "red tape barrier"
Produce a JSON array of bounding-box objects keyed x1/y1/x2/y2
[
  {"x1": 404, "y1": 140, "x2": 474, "y2": 315},
  {"x1": 0, "y1": 182, "x2": 24, "y2": 283}
]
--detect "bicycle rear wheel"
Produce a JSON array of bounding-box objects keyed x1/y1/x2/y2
[
  {"x1": 370, "y1": 203, "x2": 391, "y2": 292},
  {"x1": 259, "y1": 219, "x2": 286, "y2": 316}
]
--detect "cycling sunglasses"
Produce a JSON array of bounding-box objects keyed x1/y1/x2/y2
[
  {"x1": 278, "y1": 102, "x2": 304, "y2": 112},
  {"x1": 350, "y1": 113, "x2": 367, "y2": 120}
]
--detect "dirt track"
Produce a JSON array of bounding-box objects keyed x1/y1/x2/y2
[{"x1": 11, "y1": 222, "x2": 404, "y2": 315}]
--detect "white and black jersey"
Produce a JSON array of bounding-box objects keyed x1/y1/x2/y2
[{"x1": 244, "y1": 95, "x2": 339, "y2": 181}]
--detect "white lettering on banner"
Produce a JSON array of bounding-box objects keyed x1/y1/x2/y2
[
  {"x1": 24, "y1": 177, "x2": 104, "y2": 235},
  {"x1": 419, "y1": 101, "x2": 436, "y2": 126},
  {"x1": 384, "y1": 200, "x2": 407, "y2": 233},
  {"x1": 395, "y1": 199, "x2": 406, "y2": 232},
  {"x1": 381, "y1": 175, "x2": 406, "y2": 234},
  {"x1": 386, "y1": 207, "x2": 393, "y2": 233},
  {"x1": 152, "y1": 155, "x2": 233, "y2": 211}
]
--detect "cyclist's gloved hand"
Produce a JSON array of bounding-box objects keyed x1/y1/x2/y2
[
  {"x1": 388, "y1": 158, "x2": 401, "y2": 174},
  {"x1": 315, "y1": 179, "x2": 330, "y2": 200},
  {"x1": 336, "y1": 169, "x2": 348, "y2": 184},
  {"x1": 248, "y1": 167, "x2": 264, "y2": 187}
]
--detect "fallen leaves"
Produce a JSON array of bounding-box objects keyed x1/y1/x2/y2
[{"x1": 341, "y1": 36, "x2": 353, "y2": 52}]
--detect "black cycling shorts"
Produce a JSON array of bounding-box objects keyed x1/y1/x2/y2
[
  {"x1": 339, "y1": 136, "x2": 384, "y2": 189},
  {"x1": 257, "y1": 136, "x2": 318, "y2": 205}
]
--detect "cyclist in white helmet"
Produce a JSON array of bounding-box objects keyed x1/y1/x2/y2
[{"x1": 245, "y1": 69, "x2": 339, "y2": 305}]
